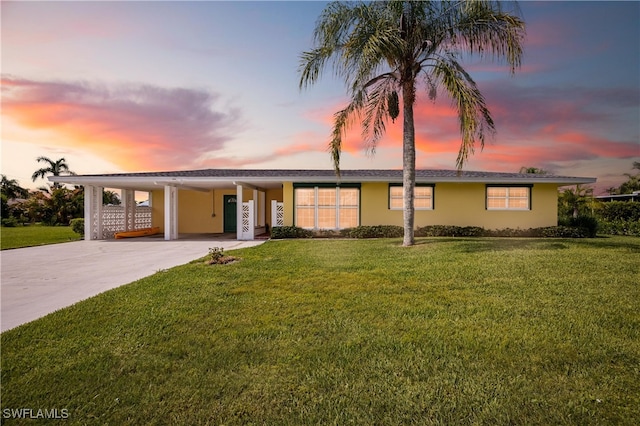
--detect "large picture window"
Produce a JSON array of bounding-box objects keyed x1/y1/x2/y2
[
  {"x1": 486, "y1": 186, "x2": 531, "y2": 210},
  {"x1": 294, "y1": 186, "x2": 359, "y2": 229},
  {"x1": 389, "y1": 185, "x2": 433, "y2": 210}
]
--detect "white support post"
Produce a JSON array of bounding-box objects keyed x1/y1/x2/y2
[
  {"x1": 236, "y1": 184, "x2": 243, "y2": 240},
  {"x1": 122, "y1": 189, "x2": 135, "y2": 232},
  {"x1": 253, "y1": 189, "x2": 258, "y2": 227},
  {"x1": 271, "y1": 200, "x2": 277, "y2": 229},
  {"x1": 259, "y1": 191, "x2": 266, "y2": 227},
  {"x1": 164, "y1": 185, "x2": 178, "y2": 240},
  {"x1": 84, "y1": 185, "x2": 103, "y2": 240}
]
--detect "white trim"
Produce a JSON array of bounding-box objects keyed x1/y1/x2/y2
[
  {"x1": 49, "y1": 170, "x2": 597, "y2": 191},
  {"x1": 236, "y1": 184, "x2": 243, "y2": 240}
]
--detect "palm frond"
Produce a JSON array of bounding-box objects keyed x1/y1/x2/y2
[
  {"x1": 361, "y1": 76, "x2": 398, "y2": 155},
  {"x1": 328, "y1": 89, "x2": 366, "y2": 175},
  {"x1": 431, "y1": 55, "x2": 495, "y2": 170},
  {"x1": 448, "y1": 0, "x2": 526, "y2": 72}
]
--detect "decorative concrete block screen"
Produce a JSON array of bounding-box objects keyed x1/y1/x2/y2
[
  {"x1": 241, "y1": 202, "x2": 253, "y2": 240},
  {"x1": 102, "y1": 206, "x2": 152, "y2": 239},
  {"x1": 271, "y1": 201, "x2": 284, "y2": 227}
]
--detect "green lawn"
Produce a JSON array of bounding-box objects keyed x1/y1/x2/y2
[
  {"x1": 0, "y1": 225, "x2": 80, "y2": 250},
  {"x1": 1, "y1": 237, "x2": 638, "y2": 424}
]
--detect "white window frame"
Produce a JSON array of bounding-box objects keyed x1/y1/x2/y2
[
  {"x1": 486, "y1": 186, "x2": 531, "y2": 211},
  {"x1": 389, "y1": 184, "x2": 434, "y2": 210},
  {"x1": 294, "y1": 186, "x2": 360, "y2": 229}
]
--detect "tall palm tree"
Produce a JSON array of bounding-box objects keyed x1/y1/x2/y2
[
  {"x1": 299, "y1": 0, "x2": 525, "y2": 246},
  {"x1": 31, "y1": 156, "x2": 74, "y2": 189}
]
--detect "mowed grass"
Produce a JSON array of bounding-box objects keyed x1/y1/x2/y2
[
  {"x1": 1, "y1": 237, "x2": 639, "y2": 424},
  {"x1": 0, "y1": 225, "x2": 80, "y2": 250}
]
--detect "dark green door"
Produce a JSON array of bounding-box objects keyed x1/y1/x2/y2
[{"x1": 223, "y1": 195, "x2": 237, "y2": 233}]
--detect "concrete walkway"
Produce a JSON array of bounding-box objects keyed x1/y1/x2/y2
[{"x1": 0, "y1": 236, "x2": 265, "y2": 332}]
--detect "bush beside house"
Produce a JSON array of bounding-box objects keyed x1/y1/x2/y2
[
  {"x1": 271, "y1": 224, "x2": 593, "y2": 239},
  {"x1": 593, "y1": 201, "x2": 640, "y2": 236}
]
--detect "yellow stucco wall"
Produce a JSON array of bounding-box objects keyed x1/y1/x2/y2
[
  {"x1": 282, "y1": 182, "x2": 559, "y2": 229},
  {"x1": 282, "y1": 182, "x2": 294, "y2": 227},
  {"x1": 151, "y1": 189, "x2": 163, "y2": 230},
  {"x1": 151, "y1": 187, "x2": 284, "y2": 233}
]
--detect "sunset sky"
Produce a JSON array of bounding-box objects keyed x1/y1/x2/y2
[{"x1": 2, "y1": 1, "x2": 639, "y2": 195}]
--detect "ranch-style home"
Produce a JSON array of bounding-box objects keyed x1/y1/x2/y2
[{"x1": 50, "y1": 169, "x2": 596, "y2": 241}]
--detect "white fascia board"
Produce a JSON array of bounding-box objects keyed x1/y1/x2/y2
[{"x1": 49, "y1": 173, "x2": 597, "y2": 187}]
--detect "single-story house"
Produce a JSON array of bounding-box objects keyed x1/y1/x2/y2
[{"x1": 49, "y1": 169, "x2": 596, "y2": 241}]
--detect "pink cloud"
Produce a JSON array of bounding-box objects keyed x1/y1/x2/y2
[
  {"x1": 292, "y1": 76, "x2": 638, "y2": 177},
  {"x1": 1, "y1": 76, "x2": 242, "y2": 171}
]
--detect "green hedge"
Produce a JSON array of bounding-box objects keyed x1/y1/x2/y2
[
  {"x1": 270, "y1": 226, "x2": 313, "y2": 239},
  {"x1": 597, "y1": 220, "x2": 640, "y2": 236},
  {"x1": 346, "y1": 225, "x2": 404, "y2": 239},
  {"x1": 597, "y1": 201, "x2": 640, "y2": 222},
  {"x1": 416, "y1": 225, "x2": 485, "y2": 237},
  {"x1": 271, "y1": 225, "x2": 591, "y2": 239}
]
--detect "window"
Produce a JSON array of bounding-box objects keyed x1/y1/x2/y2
[
  {"x1": 294, "y1": 186, "x2": 359, "y2": 229},
  {"x1": 486, "y1": 186, "x2": 531, "y2": 210},
  {"x1": 389, "y1": 185, "x2": 433, "y2": 210}
]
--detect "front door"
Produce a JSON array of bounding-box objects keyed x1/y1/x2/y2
[{"x1": 223, "y1": 195, "x2": 237, "y2": 233}]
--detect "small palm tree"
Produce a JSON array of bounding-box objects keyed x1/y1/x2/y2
[
  {"x1": 619, "y1": 161, "x2": 640, "y2": 194},
  {"x1": 31, "y1": 157, "x2": 75, "y2": 189},
  {"x1": 559, "y1": 184, "x2": 594, "y2": 219},
  {"x1": 519, "y1": 166, "x2": 547, "y2": 174},
  {"x1": 299, "y1": 1, "x2": 525, "y2": 245}
]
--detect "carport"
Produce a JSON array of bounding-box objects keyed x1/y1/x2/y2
[{"x1": 49, "y1": 170, "x2": 286, "y2": 241}]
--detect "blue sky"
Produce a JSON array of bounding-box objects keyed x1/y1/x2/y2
[{"x1": 2, "y1": 1, "x2": 639, "y2": 194}]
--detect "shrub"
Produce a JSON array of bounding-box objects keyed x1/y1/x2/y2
[
  {"x1": 312, "y1": 229, "x2": 346, "y2": 238},
  {"x1": 416, "y1": 225, "x2": 485, "y2": 237},
  {"x1": 346, "y1": 225, "x2": 404, "y2": 239},
  {"x1": 205, "y1": 247, "x2": 239, "y2": 265},
  {"x1": 70, "y1": 218, "x2": 85, "y2": 236},
  {"x1": 568, "y1": 215, "x2": 598, "y2": 238},
  {"x1": 597, "y1": 220, "x2": 640, "y2": 236},
  {"x1": 597, "y1": 201, "x2": 640, "y2": 222},
  {"x1": 270, "y1": 226, "x2": 313, "y2": 239},
  {"x1": 1, "y1": 217, "x2": 19, "y2": 227},
  {"x1": 539, "y1": 226, "x2": 588, "y2": 238}
]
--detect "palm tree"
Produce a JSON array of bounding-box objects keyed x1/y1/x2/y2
[
  {"x1": 559, "y1": 184, "x2": 594, "y2": 219},
  {"x1": 1, "y1": 175, "x2": 29, "y2": 199},
  {"x1": 618, "y1": 161, "x2": 640, "y2": 194},
  {"x1": 299, "y1": 1, "x2": 525, "y2": 246},
  {"x1": 519, "y1": 166, "x2": 547, "y2": 174},
  {"x1": 31, "y1": 157, "x2": 75, "y2": 189}
]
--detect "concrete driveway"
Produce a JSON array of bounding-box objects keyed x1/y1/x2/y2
[{"x1": 0, "y1": 236, "x2": 265, "y2": 332}]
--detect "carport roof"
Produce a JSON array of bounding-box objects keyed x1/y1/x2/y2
[{"x1": 49, "y1": 168, "x2": 597, "y2": 191}]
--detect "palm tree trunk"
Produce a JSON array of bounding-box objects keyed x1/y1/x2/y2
[{"x1": 402, "y1": 78, "x2": 416, "y2": 247}]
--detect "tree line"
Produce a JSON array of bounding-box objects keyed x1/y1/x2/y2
[{"x1": 1, "y1": 157, "x2": 120, "y2": 227}]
